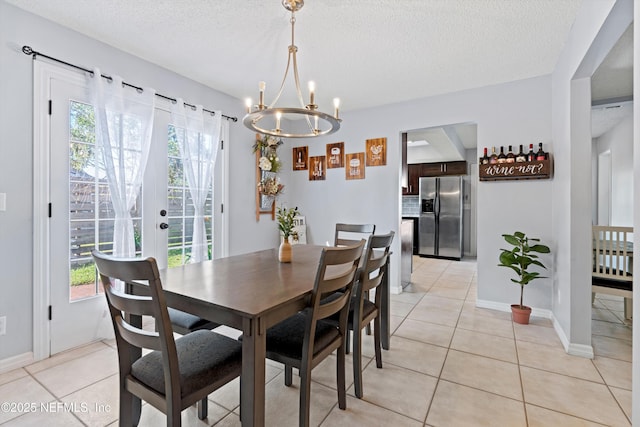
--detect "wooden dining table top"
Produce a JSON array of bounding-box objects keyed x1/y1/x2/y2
[{"x1": 155, "y1": 244, "x2": 341, "y2": 325}]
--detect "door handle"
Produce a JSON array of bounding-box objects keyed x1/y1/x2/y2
[
  {"x1": 160, "y1": 209, "x2": 167, "y2": 217},
  {"x1": 159, "y1": 222, "x2": 169, "y2": 230}
]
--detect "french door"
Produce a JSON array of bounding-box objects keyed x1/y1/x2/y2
[{"x1": 38, "y1": 63, "x2": 224, "y2": 356}]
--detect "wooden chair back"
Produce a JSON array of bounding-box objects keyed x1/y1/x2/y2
[
  {"x1": 300, "y1": 240, "x2": 365, "y2": 371},
  {"x1": 334, "y1": 223, "x2": 375, "y2": 247},
  {"x1": 592, "y1": 226, "x2": 633, "y2": 280},
  {"x1": 358, "y1": 231, "x2": 395, "y2": 307},
  {"x1": 92, "y1": 251, "x2": 182, "y2": 409},
  {"x1": 311, "y1": 240, "x2": 366, "y2": 325},
  {"x1": 591, "y1": 226, "x2": 633, "y2": 319}
]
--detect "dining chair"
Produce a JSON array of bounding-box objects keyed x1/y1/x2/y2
[
  {"x1": 334, "y1": 223, "x2": 376, "y2": 247},
  {"x1": 263, "y1": 240, "x2": 365, "y2": 427},
  {"x1": 591, "y1": 225, "x2": 633, "y2": 319},
  {"x1": 91, "y1": 250, "x2": 242, "y2": 426},
  {"x1": 346, "y1": 231, "x2": 394, "y2": 398},
  {"x1": 334, "y1": 223, "x2": 376, "y2": 335}
]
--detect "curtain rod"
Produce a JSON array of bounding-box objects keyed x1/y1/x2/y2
[{"x1": 22, "y1": 45, "x2": 238, "y2": 122}]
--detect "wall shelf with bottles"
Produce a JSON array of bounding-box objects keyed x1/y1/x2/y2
[
  {"x1": 479, "y1": 158, "x2": 553, "y2": 181},
  {"x1": 478, "y1": 143, "x2": 553, "y2": 182}
]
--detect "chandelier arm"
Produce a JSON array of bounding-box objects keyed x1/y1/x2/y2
[
  {"x1": 267, "y1": 49, "x2": 293, "y2": 110},
  {"x1": 290, "y1": 42, "x2": 316, "y2": 134},
  {"x1": 267, "y1": 12, "x2": 300, "y2": 110}
]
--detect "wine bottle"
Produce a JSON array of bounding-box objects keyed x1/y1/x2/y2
[
  {"x1": 515, "y1": 144, "x2": 526, "y2": 162},
  {"x1": 536, "y1": 142, "x2": 546, "y2": 161},
  {"x1": 527, "y1": 143, "x2": 535, "y2": 162},
  {"x1": 506, "y1": 145, "x2": 515, "y2": 163},
  {"x1": 489, "y1": 147, "x2": 498, "y2": 164},
  {"x1": 480, "y1": 147, "x2": 489, "y2": 165},
  {"x1": 497, "y1": 146, "x2": 506, "y2": 163}
]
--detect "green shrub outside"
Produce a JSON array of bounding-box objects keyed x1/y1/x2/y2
[{"x1": 70, "y1": 251, "x2": 195, "y2": 286}]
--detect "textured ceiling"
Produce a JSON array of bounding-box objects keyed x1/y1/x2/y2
[
  {"x1": 6, "y1": 0, "x2": 584, "y2": 113},
  {"x1": 9, "y1": 0, "x2": 630, "y2": 160}
]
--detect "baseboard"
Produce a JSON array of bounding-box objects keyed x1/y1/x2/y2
[
  {"x1": 475, "y1": 299, "x2": 552, "y2": 319},
  {"x1": 390, "y1": 283, "x2": 403, "y2": 295},
  {"x1": 0, "y1": 352, "x2": 34, "y2": 374},
  {"x1": 475, "y1": 299, "x2": 510, "y2": 313},
  {"x1": 551, "y1": 316, "x2": 594, "y2": 359},
  {"x1": 476, "y1": 299, "x2": 595, "y2": 359},
  {"x1": 566, "y1": 342, "x2": 595, "y2": 359}
]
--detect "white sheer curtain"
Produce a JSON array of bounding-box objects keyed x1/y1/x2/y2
[
  {"x1": 90, "y1": 68, "x2": 155, "y2": 258},
  {"x1": 170, "y1": 99, "x2": 221, "y2": 263}
]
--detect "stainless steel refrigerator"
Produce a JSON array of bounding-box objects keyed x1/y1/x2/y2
[{"x1": 419, "y1": 176, "x2": 463, "y2": 259}]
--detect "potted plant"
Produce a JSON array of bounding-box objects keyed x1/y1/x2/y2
[
  {"x1": 276, "y1": 205, "x2": 298, "y2": 262},
  {"x1": 498, "y1": 231, "x2": 550, "y2": 324}
]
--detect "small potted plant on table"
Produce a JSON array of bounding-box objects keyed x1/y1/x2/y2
[
  {"x1": 276, "y1": 206, "x2": 298, "y2": 263},
  {"x1": 498, "y1": 231, "x2": 550, "y2": 324}
]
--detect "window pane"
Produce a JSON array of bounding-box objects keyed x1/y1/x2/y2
[
  {"x1": 166, "y1": 125, "x2": 214, "y2": 266},
  {"x1": 68, "y1": 100, "x2": 147, "y2": 301}
]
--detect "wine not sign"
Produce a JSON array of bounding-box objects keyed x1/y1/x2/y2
[{"x1": 479, "y1": 159, "x2": 552, "y2": 181}]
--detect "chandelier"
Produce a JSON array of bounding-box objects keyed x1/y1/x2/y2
[{"x1": 243, "y1": 0, "x2": 341, "y2": 138}]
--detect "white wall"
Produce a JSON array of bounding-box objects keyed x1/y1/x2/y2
[
  {"x1": 594, "y1": 114, "x2": 634, "y2": 226},
  {"x1": 282, "y1": 76, "x2": 553, "y2": 306},
  {"x1": 0, "y1": 1, "x2": 267, "y2": 362},
  {"x1": 550, "y1": 0, "x2": 631, "y2": 356}
]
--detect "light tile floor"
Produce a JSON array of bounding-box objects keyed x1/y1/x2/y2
[{"x1": 0, "y1": 257, "x2": 632, "y2": 426}]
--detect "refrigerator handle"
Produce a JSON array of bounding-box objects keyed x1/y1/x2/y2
[{"x1": 435, "y1": 191, "x2": 440, "y2": 217}]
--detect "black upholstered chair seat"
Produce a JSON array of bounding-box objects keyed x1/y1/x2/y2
[
  {"x1": 328, "y1": 296, "x2": 377, "y2": 328},
  {"x1": 266, "y1": 312, "x2": 340, "y2": 361},
  {"x1": 167, "y1": 307, "x2": 218, "y2": 333},
  {"x1": 131, "y1": 330, "x2": 242, "y2": 397},
  {"x1": 592, "y1": 276, "x2": 633, "y2": 292},
  {"x1": 347, "y1": 298, "x2": 376, "y2": 328}
]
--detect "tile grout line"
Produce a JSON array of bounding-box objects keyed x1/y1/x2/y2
[{"x1": 420, "y1": 259, "x2": 468, "y2": 427}]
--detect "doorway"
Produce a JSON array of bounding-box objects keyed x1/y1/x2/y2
[
  {"x1": 401, "y1": 122, "x2": 477, "y2": 258},
  {"x1": 587, "y1": 20, "x2": 633, "y2": 412}
]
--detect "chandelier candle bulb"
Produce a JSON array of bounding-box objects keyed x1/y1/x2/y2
[
  {"x1": 308, "y1": 81, "x2": 315, "y2": 107},
  {"x1": 245, "y1": 98, "x2": 252, "y2": 113},
  {"x1": 276, "y1": 111, "x2": 282, "y2": 132},
  {"x1": 333, "y1": 98, "x2": 340, "y2": 119},
  {"x1": 259, "y1": 81, "x2": 266, "y2": 108}
]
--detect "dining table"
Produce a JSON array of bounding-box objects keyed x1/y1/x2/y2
[{"x1": 129, "y1": 243, "x2": 392, "y2": 427}]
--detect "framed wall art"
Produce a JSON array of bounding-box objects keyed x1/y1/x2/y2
[
  {"x1": 365, "y1": 137, "x2": 387, "y2": 166},
  {"x1": 345, "y1": 152, "x2": 365, "y2": 180},
  {"x1": 309, "y1": 156, "x2": 326, "y2": 181},
  {"x1": 292, "y1": 146, "x2": 308, "y2": 170},
  {"x1": 326, "y1": 142, "x2": 344, "y2": 168}
]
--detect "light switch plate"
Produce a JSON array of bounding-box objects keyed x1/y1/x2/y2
[
  {"x1": 0, "y1": 193, "x2": 6, "y2": 211},
  {"x1": 0, "y1": 316, "x2": 6, "y2": 336}
]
